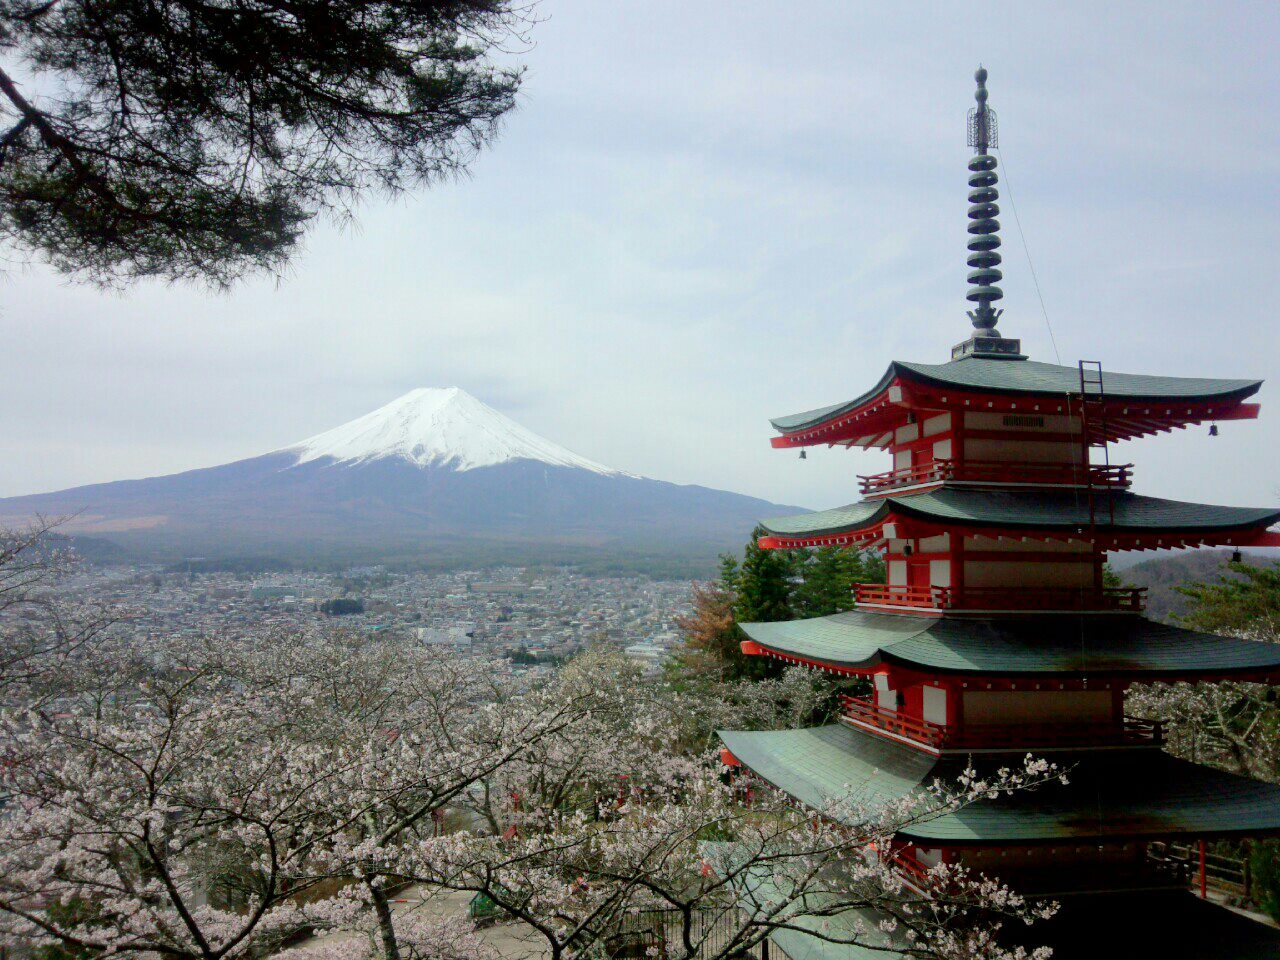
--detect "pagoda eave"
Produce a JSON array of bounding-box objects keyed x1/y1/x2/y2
[
  {"x1": 769, "y1": 360, "x2": 1262, "y2": 448},
  {"x1": 760, "y1": 526, "x2": 1280, "y2": 552},
  {"x1": 719, "y1": 725, "x2": 1280, "y2": 846},
  {"x1": 741, "y1": 638, "x2": 1280, "y2": 687},
  {"x1": 739, "y1": 608, "x2": 1280, "y2": 683},
  {"x1": 757, "y1": 488, "x2": 1280, "y2": 552}
]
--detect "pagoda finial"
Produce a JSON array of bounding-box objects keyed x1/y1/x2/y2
[{"x1": 953, "y1": 67, "x2": 1023, "y2": 361}]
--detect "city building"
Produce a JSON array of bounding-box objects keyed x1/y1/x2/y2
[{"x1": 719, "y1": 69, "x2": 1280, "y2": 959}]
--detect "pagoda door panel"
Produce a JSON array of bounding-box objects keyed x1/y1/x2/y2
[
  {"x1": 929, "y1": 560, "x2": 951, "y2": 587},
  {"x1": 874, "y1": 674, "x2": 899, "y2": 713},
  {"x1": 907, "y1": 560, "x2": 930, "y2": 590},
  {"x1": 888, "y1": 560, "x2": 907, "y2": 593},
  {"x1": 922, "y1": 686, "x2": 947, "y2": 726}
]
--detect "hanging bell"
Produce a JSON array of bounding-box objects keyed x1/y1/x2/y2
[
  {"x1": 1231, "y1": 549, "x2": 1243, "y2": 563},
  {"x1": 799, "y1": 450, "x2": 807, "y2": 460},
  {"x1": 1209, "y1": 424, "x2": 1219, "y2": 437}
]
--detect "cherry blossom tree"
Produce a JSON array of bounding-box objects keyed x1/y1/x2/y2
[
  {"x1": 0, "y1": 517, "x2": 124, "y2": 701},
  {"x1": 405, "y1": 647, "x2": 1062, "y2": 960},
  {"x1": 0, "y1": 627, "x2": 1063, "y2": 960},
  {"x1": 1127, "y1": 563, "x2": 1280, "y2": 784},
  {"x1": 408, "y1": 736, "x2": 1062, "y2": 960},
  {"x1": 0, "y1": 630, "x2": 596, "y2": 959}
]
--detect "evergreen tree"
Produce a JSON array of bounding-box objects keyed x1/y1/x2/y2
[
  {"x1": 676, "y1": 534, "x2": 893, "y2": 681},
  {"x1": 1177, "y1": 562, "x2": 1280, "y2": 640},
  {"x1": 732, "y1": 527, "x2": 795, "y2": 626},
  {"x1": 0, "y1": 0, "x2": 527, "y2": 284},
  {"x1": 861, "y1": 551, "x2": 887, "y2": 585},
  {"x1": 791, "y1": 547, "x2": 883, "y2": 618}
]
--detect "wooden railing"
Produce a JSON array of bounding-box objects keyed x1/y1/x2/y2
[
  {"x1": 858, "y1": 460, "x2": 952, "y2": 494},
  {"x1": 853, "y1": 583, "x2": 1147, "y2": 613},
  {"x1": 852, "y1": 584, "x2": 944, "y2": 608},
  {"x1": 858, "y1": 459, "x2": 1133, "y2": 495},
  {"x1": 839, "y1": 694, "x2": 946, "y2": 748},
  {"x1": 1151, "y1": 842, "x2": 1248, "y2": 898},
  {"x1": 880, "y1": 844, "x2": 935, "y2": 889},
  {"x1": 839, "y1": 694, "x2": 1163, "y2": 750}
]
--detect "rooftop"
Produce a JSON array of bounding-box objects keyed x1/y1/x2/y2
[
  {"x1": 758, "y1": 487, "x2": 1280, "y2": 544},
  {"x1": 771, "y1": 358, "x2": 1262, "y2": 435},
  {"x1": 739, "y1": 610, "x2": 1280, "y2": 679},
  {"x1": 718, "y1": 724, "x2": 1280, "y2": 844}
]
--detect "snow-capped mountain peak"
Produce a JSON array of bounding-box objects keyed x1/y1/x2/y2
[{"x1": 287, "y1": 387, "x2": 627, "y2": 475}]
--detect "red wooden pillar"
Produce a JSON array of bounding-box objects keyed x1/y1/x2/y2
[
  {"x1": 951, "y1": 532, "x2": 965, "y2": 604},
  {"x1": 1199, "y1": 839, "x2": 1208, "y2": 898}
]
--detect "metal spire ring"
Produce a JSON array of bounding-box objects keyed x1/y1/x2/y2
[{"x1": 965, "y1": 67, "x2": 1004, "y2": 336}]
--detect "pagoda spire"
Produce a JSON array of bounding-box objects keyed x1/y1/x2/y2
[{"x1": 952, "y1": 67, "x2": 1024, "y2": 361}]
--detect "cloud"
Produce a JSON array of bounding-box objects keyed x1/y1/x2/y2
[{"x1": 1, "y1": 0, "x2": 1277, "y2": 515}]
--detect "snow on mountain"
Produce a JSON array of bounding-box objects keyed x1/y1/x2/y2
[
  {"x1": 0, "y1": 385, "x2": 801, "y2": 565},
  {"x1": 287, "y1": 387, "x2": 628, "y2": 476}
]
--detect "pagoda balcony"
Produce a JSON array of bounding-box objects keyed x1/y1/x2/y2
[
  {"x1": 857, "y1": 459, "x2": 1133, "y2": 496},
  {"x1": 884, "y1": 846, "x2": 1191, "y2": 895},
  {"x1": 838, "y1": 694, "x2": 1164, "y2": 751},
  {"x1": 839, "y1": 694, "x2": 947, "y2": 749},
  {"x1": 853, "y1": 583, "x2": 1147, "y2": 614},
  {"x1": 961, "y1": 855, "x2": 1192, "y2": 896}
]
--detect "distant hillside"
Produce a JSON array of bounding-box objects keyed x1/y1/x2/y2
[
  {"x1": 0, "y1": 388, "x2": 796, "y2": 574},
  {"x1": 1120, "y1": 550, "x2": 1278, "y2": 623}
]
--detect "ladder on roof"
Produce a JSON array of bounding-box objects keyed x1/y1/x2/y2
[{"x1": 1077, "y1": 360, "x2": 1115, "y2": 530}]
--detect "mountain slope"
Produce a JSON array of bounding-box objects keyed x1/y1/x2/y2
[
  {"x1": 0, "y1": 389, "x2": 796, "y2": 565},
  {"x1": 290, "y1": 387, "x2": 626, "y2": 475}
]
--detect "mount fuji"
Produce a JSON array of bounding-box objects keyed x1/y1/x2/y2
[{"x1": 0, "y1": 389, "x2": 796, "y2": 567}]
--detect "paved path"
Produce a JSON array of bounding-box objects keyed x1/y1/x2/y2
[
  {"x1": 291, "y1": 883, "x2": 550, "y2": 960},
  {"x1": 393, "y1": 885, "x2": 551, "y2": 959}
]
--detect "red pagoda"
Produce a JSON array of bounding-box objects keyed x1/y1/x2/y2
[{"x1": 719, "y1": 69, "x2": 1280, "y2": 960}]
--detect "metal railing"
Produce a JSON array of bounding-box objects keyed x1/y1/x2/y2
[
  {"x1": 853, "y1": 583, "x2": 1147, "y2": 613},
  {"x1": 857, "y1": 459, "x2": 1133, "y2": 495},
  {"x1": 609, "y1": 906, "x2": 780, "y2": 960}
]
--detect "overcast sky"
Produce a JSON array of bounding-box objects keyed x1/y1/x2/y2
[{"x1": 3, "y1": 1, "x2": 1279, "y2": 514}]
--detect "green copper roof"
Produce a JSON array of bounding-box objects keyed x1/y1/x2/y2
[
  {"x1": 759, "y1": 488, "x2": 1280, "y2": 539},
  {"x1": 718, "y1": 724, "x2": 1280, "y2": 844},
  {"x1": 741, "y1": 611, "x2": 1280, "y2": 677},
  {"x1": 771, "y1": 358, "x2": 1262, "y2": 433},
  {"x1": 766, "y1": 891, "x2": 1280, "y2": 960}
]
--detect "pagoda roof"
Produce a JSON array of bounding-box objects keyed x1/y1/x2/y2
[
  {"x1": 759, "y1": 487, "x2": 1280, "y2": 543},
  {"x1": 739, "y1": 610, "x2": 1280, "y2": 680},
  {"x1": 765, "y1": 891, "x2": 1280, "y2": 960},
  {"x1": 771, "y1": 357, "x2": 1261, "y2": 435},
  {"x1": 717, "y1": 724, "x2": 1280, "y2": 844}
]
